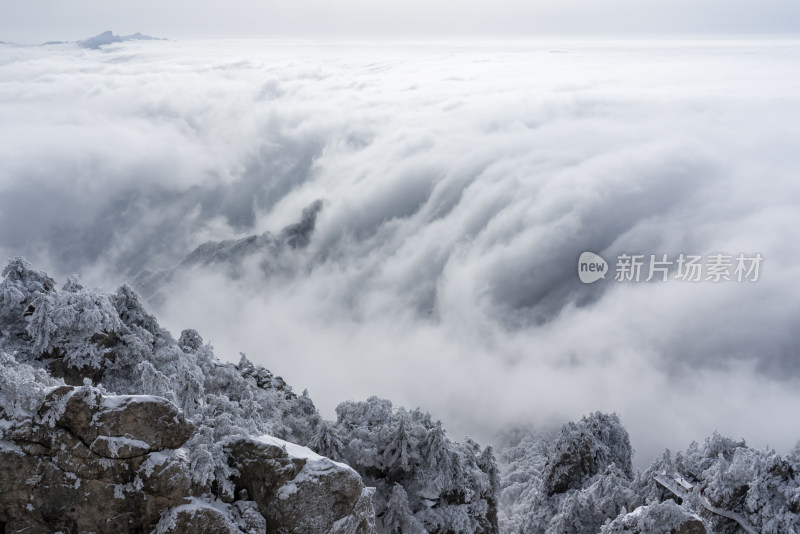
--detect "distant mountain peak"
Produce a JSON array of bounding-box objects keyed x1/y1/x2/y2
[{"x1": 77, "y1": 30, "x2": 164, "y2": 49}]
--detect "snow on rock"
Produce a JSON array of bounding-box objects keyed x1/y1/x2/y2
[
  {"x1": 0, "y1": 439, "x2": 23, "y2": 455},
  {"x1": 153, "y1": 498, "x2": 241, "y2": 534},
  {"x1": 0, "y1": 373, "x2": 198, "y2": 531},
  {"x1": 600, "y1": 501, "x2": 706, "y2": 534},
  {"x1": 255, "y1": 433, "x2": 355, "y2": 472},
  {"x1": 101, "y1": 393, "x2": 171, "y2": 408},
  {"x1": 90, "y1": 435, "x2": 152, "y2": 459},
  {"x1": 40, "y1": 385, "x2": 194, "y2": 458},
  {"x1": 225, "y1": 434, "x2": 376, "y2": 533}
]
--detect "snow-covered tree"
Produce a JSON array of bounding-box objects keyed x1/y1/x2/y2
[
  {"x1": 0, "y1": 257, "x2": 55, "y2": 337},
  {"x1": 178, "y1": 328, "x2": 204, "y2": 353},
  {"x1": 497, "y1": 414, "x2": 639, "y2": 534},
  {"x1": 0, "y1": 351, "x2": 61, "y2": 424},
  {"x1": 384, "y1": 415, "x2": 412, "y2": 475},
  {"x1": 26, "y1": 282, "x2": 123, "y2": 370},
  {"x1": 383, "y1": 484, "x2": 417, "y2": 533},
  {"x1": 423, "y1": 420, "x2": 449, "y2": 469},
  {"x1": 308, "y1": 419, "x2": 346, "y2": 462},
  {"x1": 0, "y1": 259, "x2": 325, "y2": 504},
  {"x1": 332, "y1": 396, "x2": 499, "y2": 533}
]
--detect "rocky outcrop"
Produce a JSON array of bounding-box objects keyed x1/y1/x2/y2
[
  {"x1": 43, "y1": 385, "x2": 195, "y2": 458},
  {"x1": 543, "y1": 412, "x2": 634, "y2": 496},
  {"x1": 0, "y1": 384, "x2": 376, "y2": 534},
  {"x1": 153, "y1": 499, "x2": 252, "y2": 534},
  {"x1": 226, "y1": 435, "x2": 376, "y2": 534},
  {"x1": 0, "y1": 259, "x2": 378, "y2": 533},
  {"x1": 0, "y1": 387, "x2": 196, "y2": 533},
  {"x1": 601, "y1": 501, "x2": 707, "y2": 534}
]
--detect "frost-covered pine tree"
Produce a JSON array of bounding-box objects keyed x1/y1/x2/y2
[
  {"x1": 0, "y1": 257, "x2": 55, "y2": 337},
  {"x1": 423, "y1": 420, "x2": 448, "y2": 468},
  {"x1": 0, "y1": 259, "x2": 327, "y2": 514},
  {"x1": 333, "y1": 396, "x2": 499, "y2": 533},
  {"x1": 497, "y1": 413, "x2": 640, "y2": 534},
  {"x1": 308, "y1": 419, "x2": 346, "y2": 462},
  {"x1": 384, "y1": 414, "x2": 412, "y2": 475},
  {"x1": 26, "y1": 276, "x2": 123, "y2": 370},
  {"x1": 383, "y1": 483, "x2": 423, "y2": 534}
]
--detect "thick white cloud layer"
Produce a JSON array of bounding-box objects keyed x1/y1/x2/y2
[{"x1": 2, "y1": 39, "x2": 800, "y2": 464}]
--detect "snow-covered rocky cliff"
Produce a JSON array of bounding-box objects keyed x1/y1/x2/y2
[{"x1": 0, "y1": 257, "x2": 498, "y2": 533}]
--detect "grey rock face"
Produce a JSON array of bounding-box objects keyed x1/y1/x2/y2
[
  {"x1": 1, "y1": 385, "x2": 376, "y2": 533},
  {"x1": 225, "y1": 435, "x2": 377, "y2": 534},
  {"x1": 0, "y1": 388, "x2": 196, "y2": 533},
  {"x1": 154, "y1": 501, "x2": 242, "y2": 534},
  {"x1": 42, "y1": 385, "x2": 195, "y2": 458}
]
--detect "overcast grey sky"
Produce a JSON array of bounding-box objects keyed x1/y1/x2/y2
[{"x1": 2, "y1": 0, "x2": 799, "y2": 42}]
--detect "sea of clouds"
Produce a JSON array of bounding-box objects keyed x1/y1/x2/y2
[{"x1": 2, "y1": 38, "x2": 800, "y2": 463}]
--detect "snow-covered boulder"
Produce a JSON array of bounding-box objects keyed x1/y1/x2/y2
[
  {"x1": 42, "y1": 385, "x2": 194, "y2": 458},
  {"x1": 0, "y1": 371, "x2": 373, "y2": 533},
  {"x1": 0, "y1": 388, "x2": 196, "y2": 532},
  {"x1": 225, "y1": 435, "x2": 376, "y2": 534},
  {"x1": 153, "y1": 498, "x2": 255, "y2": 534},
  {"x1": 601, "y1": 501, "x2": 706, "y2": 534}
]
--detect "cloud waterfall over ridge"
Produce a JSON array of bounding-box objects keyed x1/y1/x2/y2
[{"x1": 2, "y1": 39, "x2": 799, "y2": 462}]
